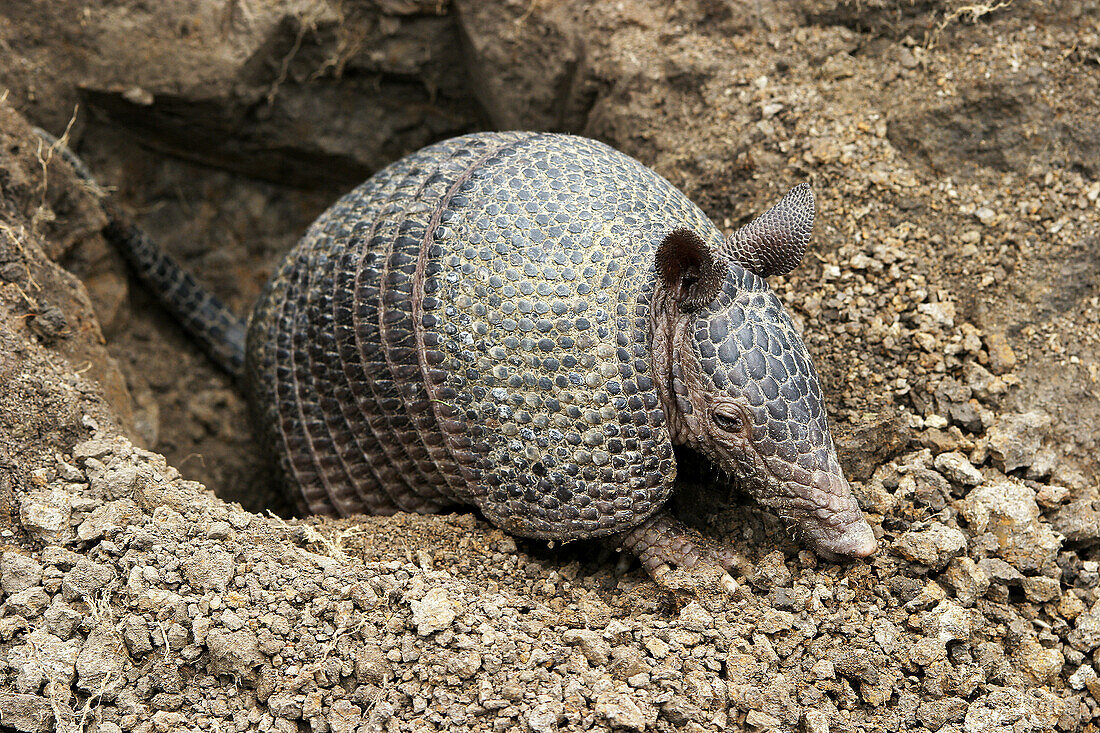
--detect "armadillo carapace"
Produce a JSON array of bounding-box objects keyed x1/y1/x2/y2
[{"x1": 244, "y1": 131, "x2": 876, "y2": 576}]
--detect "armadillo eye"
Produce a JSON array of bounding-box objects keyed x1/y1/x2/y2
[{"x1": 712, "y1": 411, "x2": 743, "y2": 434}]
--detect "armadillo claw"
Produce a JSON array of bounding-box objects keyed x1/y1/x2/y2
[{"x1": 613, "y1": 511, "x2": 740, "y2": 594}]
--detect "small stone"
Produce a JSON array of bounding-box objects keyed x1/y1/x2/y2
[
  {"x1": 1069, "y1": 601, "x2": 1100, "y2": 652},
  {"x1": 678, "y1": 601, "x2": 713, "y2": 632},
  {"x1": 959, "y1": 323, "x2": 984, "y2": 354},
  {"x1": 610, "y1": 646, "x2": 649, "y2": 680},
  {"x1": 27, "y1": 306, "x2": 69, "y2": 342},
  {"x1": 71, "y1": 438, "x2": 119, "y2": 462},
  {"x1": 917, "y1": 427, "x2": 965, "y2": 456},
  {"x1": 1022, "y1": 576, "x2": 1060, "y2": 603},
  {"x1": 1058, "y1": 593, "x2": 1088, "y2": 622},
  {"x1": 923, "y1": 600, "x2": 971, "y2": 642},
  {"x1": 963, "y1": 363, "x2": 1007, "y2": 402},
  {"x1": 894, "y1": 523, "x2": 967, "y2": 570},
  {"x1": 963, "y1": 689, "x2": 1049, "y2": 733},
  {"x1": 595, "y1": 690, "x2": 648, "y2": 731},
  {"x1": 86, "y1": 461, "x2": 143, "y2": 500},
  {"x1": 0, "y1": 693, "x2": 54, "y2": 733},
  {"x1": 528, "y1": 701, "x2": 561, "y2": 733},
  {"x1": 1, "y1": 552, "x2": 44, "y2": 595},
  {"x1": 76, "y1": 498, "x2": 140, "y2": 542},
  {"x1": 55, "y1": 459, "x2": 84, "y2": 483},
  {"x1": 1051, "y1": 500, "x2": 1100, "y2": 543},
  {"x1": 205, "y1": 521, "x2": 232, "y2": 540},
  {"x1": 329, "y1": 699, "x2": 362, "y2": 733},
  {"x1": 756, "y1": 607, "x2": 796, "y2": 634},
  {"x1": 811, "y1": 659, "x2": 835, "y2": 680},
  {"x1": 918, "y1": 301, "x2": 955, "y2": 326},
  {"x1": 10, "y1": 628, "x2": 80, "y2": 695},
  {"x1": 19, "y1": 491, "x2": 72, "y2": 543},
  {"x1": 941, "y1": 557, "x2": 990, "y2": 607},
  {"x1": 746, "y1": 709, "x2": 781, "y2": 729},
  {"x1": 3, "y1": 587, "x2": 50, "y2": 618},
  {"x1": 1087, "y1": 678, "x2": 1100, "y2": 707},
  {"x1": 803, "y1": 709, "x2": 831, "y2": 733},
  {"x1": 190, "y1": 616, "x2": 212, "y2": 647},
  {"x1": 40, "y1": 546, "x2": 81, "y2": 570},
  {"x1": 904, "y1": 580, "x2": 948, "y2": 612},
  {"x1": 151, "y1": 711, "x2": 184, "y2": 732},
  {"x1": 1034, "y1": 483, "x2": 1069, "y2": 508},
  {"x1": 986, "y1": 412, "x2": 1050, "y2": 472},
  {"x1": 960, "y1": 478, "x2": 1061, "y2": 573},
  {"x1": 61, "y1": 557, "x2": 116, "y2": 601},
  {"x1": 206, "y1": 628, "x2": 264, "y2": 681},
  {"x1": 302, "y1": 689, "x2": 323, "y2": 719},
  {"x1": 1069, "y1": 660, "x2": 1095, "y2": 686},
  {"x1": 908, "y1": 637, "x2": 944, "y2": 667},
  {"x1": 220, "y1": 609, "x2": 245, "y2": 631},
  {"x1": 0, "y1": 615, "x2": 28, "y2": 640},
  {"x1": 834, "y1": 409, "x2": 911, "y2": 481},
  {"x1": 977, "y1": 557, "x2": 1025, "y2": 586},
  {"x1": 1024, "y1": 449, "x2": 1056, "y2": 480},
  {"x1": 925, "y1": 414, "x2": 949, "y2": 429},
  {"x1": 75, "y1": 625, "x2": 126, "y2": 694},
  {"x1": 1012, "y1": 636, "x2": 1063, "y2": 684},
  {"x1": 904, "y1": 468, "x2": 951, "y2": 511},
  {"x1": 659, "y1": 696, "x2": 699, "y2": 726},
  {"x1": 917, "y1": 697, "x2": 968, "y2": 731},
  {"x1": 910, "y1": 598, "x2": 972, "y2": 669},
  {"x1": 644, "y1": 636, "x2": 670, "y2": 659},
  {"x1": 410, "y1": 588, "x2": 456, "y2": 636},
  {"x1": 0, "y1": 261, "x2": 24, "y2": 283},
  {"x1": 749, "y1": 550, "x2": 793, "y2": 589},
  {"x1": 44, "y1": 599, "x2": 82, "y2": 639},
  {"x1": 268, "y1": 692, "x2": 303, "y2": 719},
  {"x1": 1069, "y1": 664, "x2": 1097, "y2": 690},
  {"x1": 354, "y1": 645, "x2": 390, "y2": 684},
  {"x1": 577, "y1": 594, "x2": 611, "y2": 628},
  {"x1": 852, "y1": 476, "x2": 897, "y2": 515},
  {"x1": 181, "y1": 547, "x2": 236, "y2": 593},
  {"x1": 823, "y1": 50, "x2": 858, "y2": 79},
  {"x1": 120, "y1": 615, "x2": 154, "y2": 657},
  {"x1": 973, "y1": 207, "x2": 996, "y2": 225},
  {"x1": 933, "y1": 452, "x2": 984, "y2": 487},
  {"x1": 448, "y1": 650, "x2": 482, "y2": 679},
  {"x1": 948, "y1": 401, "x2": 984, "y2": 434},
  {"x1": 983, "y1": 333, "x2": 1017, "y2": 374},
  {"x1": 165, "y1": 622, "x2": 188, "y2": 650}
]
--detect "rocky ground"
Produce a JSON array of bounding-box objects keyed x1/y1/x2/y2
[{"x1": 1, "y1": 1, "x2": 1099, "y2": 731}]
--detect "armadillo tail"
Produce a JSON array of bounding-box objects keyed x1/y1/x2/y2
[{"x1": 34, "y1": 128, "x2": 247, "y2": 379}]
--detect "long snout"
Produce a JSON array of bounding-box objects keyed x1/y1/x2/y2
[{"x1": 779, "y1": 472, "x2": 878, "y2": 560}]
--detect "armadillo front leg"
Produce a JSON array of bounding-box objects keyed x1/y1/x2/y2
[{"x1": 612, "y1": 512, "x2": 744, "y2": 593}]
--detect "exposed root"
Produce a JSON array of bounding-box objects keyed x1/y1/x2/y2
[{"x1": 925, "y1": 1, "x2": 1014, "y2": 50}]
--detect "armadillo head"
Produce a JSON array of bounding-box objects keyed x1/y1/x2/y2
[{"x1": 653, "y1": 184, "x2": 876, "y2": 560}]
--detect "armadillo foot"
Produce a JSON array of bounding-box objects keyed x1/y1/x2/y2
[{"x1": 613, "y1": 512, "x2": 741, "y2": 594}]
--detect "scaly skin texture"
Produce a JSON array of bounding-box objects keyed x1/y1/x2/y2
[{"x1": 49, "y1": 129, "x2": 876, "y2": 585}]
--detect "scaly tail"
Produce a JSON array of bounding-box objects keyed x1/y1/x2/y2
[{"x1": 34, "y1": 128, "x2": 247, "y2": 378}]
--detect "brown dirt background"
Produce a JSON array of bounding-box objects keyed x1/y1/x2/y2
[{"x1": 1, "y1": 1, "x2": 1099, "y2": 732}]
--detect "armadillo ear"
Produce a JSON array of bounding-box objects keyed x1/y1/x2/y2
[
  {"x1": 655, "y1": 228, "x2": 728, "y2": 312},
  {"x1": 722, "y1": 183, "x2": 814, "y2": 277}
]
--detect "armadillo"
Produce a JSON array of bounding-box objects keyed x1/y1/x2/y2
[{"x1": 43, "y1": 129, "x2": 876, "y2": 583}]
